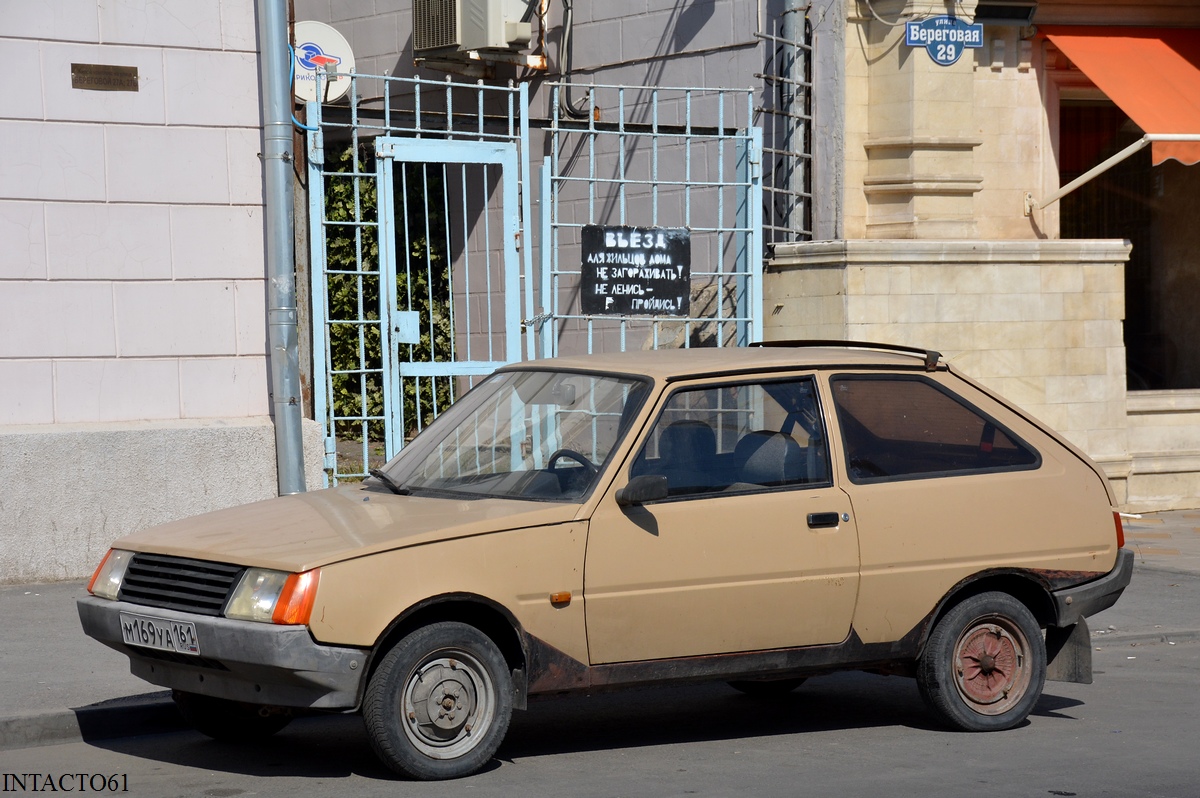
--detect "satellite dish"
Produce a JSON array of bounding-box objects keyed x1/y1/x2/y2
[{"x1": 293, "y1": 21, "x2": 356, "y2": 103}]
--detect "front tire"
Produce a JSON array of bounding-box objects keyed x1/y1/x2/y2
[
  {"x1": 172, "y1": 690, "x2": 293, "y2": 742},
  {"x1": 917, "y1": 591, "x2": 1046, "y2": 731},
  {"x1": 364, "y1": 622, "x2": 513, "y2": 780}
]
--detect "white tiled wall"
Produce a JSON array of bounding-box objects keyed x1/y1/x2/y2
[
  {"x1": 53, "y1": 359, "x2": 182, "y2": 423},
  {"x1": 3, "y1": 0, "x2": 101, "y2": 42},
  {"x1": 0, "y1": 202, "x2": 48, "y2": 279},
  {"x1": 98, "y1": 1, "x2": 225, "y2": 49},
  {"x1": 40, "y1": 43, "x2": 168, "y2": 124},
  {"x1": 45, "y1": 204, "x2": 174, "y2": 280},
  {"x1": 0, "y1": 0, "x2": 268, "y2": 425}
]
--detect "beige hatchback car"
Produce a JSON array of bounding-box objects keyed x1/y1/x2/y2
[{"x1": 79, "y1": 342, "x2": 1132, "y2": 780}]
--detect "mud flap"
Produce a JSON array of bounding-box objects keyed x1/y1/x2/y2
[{"x1": 1045, "y1": 617, "x2": 1092, "y2": 685}]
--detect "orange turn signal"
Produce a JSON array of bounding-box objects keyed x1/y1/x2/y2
[
  {"x1": 86, "y1": 550, "x2": 112, "y2": 594},
  {"x1": 549, "y1": 591, "x2": 572, "y2": 606},
  {"x1": 272, "y1": 569, "x2": 321, "y2": 625}
]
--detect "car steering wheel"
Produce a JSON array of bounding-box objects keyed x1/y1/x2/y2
[{"x1": 547, "y1": 448, "x2": 597, "y2": 475}]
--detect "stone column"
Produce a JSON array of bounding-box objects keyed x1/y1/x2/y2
[{"x1": 858, "y1": 0, "x2": 983, "y2": 238}]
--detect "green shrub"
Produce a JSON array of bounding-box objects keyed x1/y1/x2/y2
[{"x1": 323, "y1": 142, "x2": 454, "y2": 444}]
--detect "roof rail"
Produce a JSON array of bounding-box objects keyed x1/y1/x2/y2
[{"x1": 750, "y1": 339, "x2": 942, "y2": 372}]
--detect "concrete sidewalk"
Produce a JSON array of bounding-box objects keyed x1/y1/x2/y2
[{"x1": 2, "y1": 510, "x2": 1199, "y2": 751}]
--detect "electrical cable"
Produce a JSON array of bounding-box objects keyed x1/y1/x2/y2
[
  {"x1": 557, "y1": 0, "x2": 590, "y2": 119},
  {"x1": 861, "y1": 0, "x2": 910, "y2": 27},
  {"x1": 861, "y1": 0, "x2": 971, "y2": 27},
  {"x1": 288, "y1": 42, "x2": 320, "y2": 131}
]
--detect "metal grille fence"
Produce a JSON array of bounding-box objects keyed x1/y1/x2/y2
[
  {"x1": 306, "y1": 73, "x2": 765, "y2": 485},
  {"x1": 756, "y1": 6, "x2": 814, "y2": 246},
  {"x1": 536, "y1": 82, "x2": 763, "y2": 357},
  {"x1": 306, "y1": 73, "x2": 529, "y2": 484}
]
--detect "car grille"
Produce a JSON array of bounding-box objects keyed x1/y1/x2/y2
[{"x1": 118, "y1": 553, "x2": 245, "y2": 617}]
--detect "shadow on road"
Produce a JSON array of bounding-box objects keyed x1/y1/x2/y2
[
  {"x1": 83, "y1": 672, "x2": 938, "y2": 780},
  {"x1": 86, "y1": 672, "x2": 1089, "y2": 780}
]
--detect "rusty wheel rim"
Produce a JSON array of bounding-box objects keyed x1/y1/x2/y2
[
  {"x1": 401, "y1": 649, "x2": 495, "y2": 760},
  {"x1": 952, "y1": 614, "x2": 1032, "y2": 716}
]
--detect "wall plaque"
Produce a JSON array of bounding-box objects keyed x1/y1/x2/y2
[
  {"x1": 72, "y1": 64, "x2": 139, "y2": 92},
  {"x1": 904, "y1": 16, "x2": 983, "y2": 66},
  {"x1": 580, "y1": 225, "x2": 691, "y2": 316}
]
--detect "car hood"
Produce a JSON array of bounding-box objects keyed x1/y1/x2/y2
[{"x1": 112, "y1": 483, "x2": 580, "y2": 572}]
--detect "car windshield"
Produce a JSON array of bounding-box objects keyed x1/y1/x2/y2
[{"x1": 377, "y1": 370, "x2": 650, "y2": 502}]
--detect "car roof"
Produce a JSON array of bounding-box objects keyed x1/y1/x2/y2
[{"x1": 505, "y1": 344, "x2": 941, "y2": 381}]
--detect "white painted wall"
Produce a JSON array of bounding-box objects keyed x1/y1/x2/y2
[
  {"x1": 0, "y1": 0, "x2": 268, "y2": 423},
  {"x1": 0, "y1": 0, "x2": 323, "y2": 582}
]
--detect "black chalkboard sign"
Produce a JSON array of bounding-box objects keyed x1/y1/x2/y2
[{"x1": 580, "y1": 226, "x2": 691, "y2": 316}]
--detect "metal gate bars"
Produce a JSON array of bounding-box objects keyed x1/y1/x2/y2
[
  {"x1": 536, "y1": 83, "x2": 763, "y2": 357},
  {"x1": 306, "y1": 73, "x2": 762, "y2": 485}
]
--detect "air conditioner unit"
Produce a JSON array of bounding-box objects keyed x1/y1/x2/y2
[{"x1": 414, "y1": 0, "x2": 532, "y2": 54}]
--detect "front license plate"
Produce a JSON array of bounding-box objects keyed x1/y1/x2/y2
[{"x1": 119, "y1": 612, "x2": 200, "y2": 656}]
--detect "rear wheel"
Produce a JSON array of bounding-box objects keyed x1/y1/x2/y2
[
  {"x1": 172, "y1": 690, "x2": 293, "y2": 741},
  {"x1": 364, "y1": 622, "x2": 513, "y2": 780},
  {"x1": 726, "y1": 677, "x2": 807, "y2": 697},
  {"x1": 917, "y1": 591, "x2": 1046, "y2": 731}
]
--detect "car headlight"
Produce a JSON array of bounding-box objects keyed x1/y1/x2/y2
[
  {"x1": 225, "y1": 568, "x2": 320, "y2": 625},
  {"x1": 87, "y1": 549, "x2": 133, "y2": 600}
]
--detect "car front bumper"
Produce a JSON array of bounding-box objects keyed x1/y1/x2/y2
[
  {"x1": 1051, "y1": 547, "x2": 1135, "y2": 627},
  {"x1": 77, "y1": 596, "x2": 367, "y2": 710}
]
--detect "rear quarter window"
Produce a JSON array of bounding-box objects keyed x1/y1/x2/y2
[{"x1": 829, "y1": 374, "x2": 1040, "y2": 483}]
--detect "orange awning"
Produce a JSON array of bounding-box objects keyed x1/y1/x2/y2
[{"x1": 1042, "y1": 27, "x2": 1200, "y2": 165}]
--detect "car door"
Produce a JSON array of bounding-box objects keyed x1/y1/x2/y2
[
  {"x1": 823, "y1": 370, "x2": 1106, "y2": 647},
  {"x1": 583, "y1": 374, "x2": 861, "y2": 665}
]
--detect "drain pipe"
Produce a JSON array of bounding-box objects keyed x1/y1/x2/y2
[{"x1": 256, "y1": 0, "x2": 307, "y2": 495}]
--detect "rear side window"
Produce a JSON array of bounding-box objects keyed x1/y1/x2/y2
[{"x1": 830, "y1": 375, "x2": 1040, "y2": 483}]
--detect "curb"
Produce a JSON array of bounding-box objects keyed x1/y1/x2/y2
[
  {"x1": 1091, "y1": 629, "x2": 1200, "y2": 647},
  {"x1": 0, "y1": 692, "x2": 183, "y2": 751}
]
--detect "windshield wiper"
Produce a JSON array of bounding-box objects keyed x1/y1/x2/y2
[{"x1": 368, "y1": 469, "x2": 411, "y2": 495}]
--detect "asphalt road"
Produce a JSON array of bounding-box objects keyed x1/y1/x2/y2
[{"x1": 3, "y1": 637, "x2": 1196, "y2": 798}]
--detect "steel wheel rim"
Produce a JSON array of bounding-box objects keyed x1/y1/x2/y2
[
  {"x1": 952, "y1": 614, "x2": 1033, "y2": 716},
  {"x1": 401, "y1": 648, "x2": 496, "y2": 759}
]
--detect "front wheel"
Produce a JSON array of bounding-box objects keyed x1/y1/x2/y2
[
  {"x1": 364, "y1": 622, "x2": 513, "y2": 780},
  {"x1": 171, "y1": 690, "x2": 293, "y2": 742},
  {"x1": 917, "y1": 591, "x2": 1046, "y2": 732}
]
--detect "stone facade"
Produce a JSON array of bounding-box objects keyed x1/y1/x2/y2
[
  {"x1": 765, "y1": 0, "x2": 1200, "y2": 510},
  {"x1": 766, "y1": 240, "x2": 1133, "y2": 500}
]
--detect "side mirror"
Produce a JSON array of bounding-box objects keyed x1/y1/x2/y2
[{"x1": 615, "y1": 474, "x2": 669, "y2": 507}]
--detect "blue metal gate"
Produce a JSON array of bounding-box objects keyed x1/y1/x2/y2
[
  {"x1": 307, "y1": 73, "x2": 761, "y2": 485},
  {"x1": 306, "y1": 76, "x2": 530, "y2": 484},
  {"x1": 374, "y1": 137, "x2": 524, "y2": 460}
]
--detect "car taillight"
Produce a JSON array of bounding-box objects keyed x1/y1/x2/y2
[{"x1": 1113, "y1": 511, "x2": 1125, "y2": 548}]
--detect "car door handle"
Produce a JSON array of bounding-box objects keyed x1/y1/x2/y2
[{"x1": 807, "y1": 512, "x2": 841, "y2": 529}]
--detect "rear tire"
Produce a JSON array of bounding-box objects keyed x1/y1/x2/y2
[
  {"x1": 172, "y1": 690, "x2": 293, "y2": 742},
  {"x1": 917, "y1": 591, "x2": 1046, "y2": 731},
  {"x1": 364, "y1": 622, "x2": 513, "y2": 780}
]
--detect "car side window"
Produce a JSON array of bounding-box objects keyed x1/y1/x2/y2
[
  {"x1": 830, "y1": 374, "x2": 1040, "y2": 483},
  {"x1": 630, "y1": 377, "x2": 831, "y2": 498}
]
